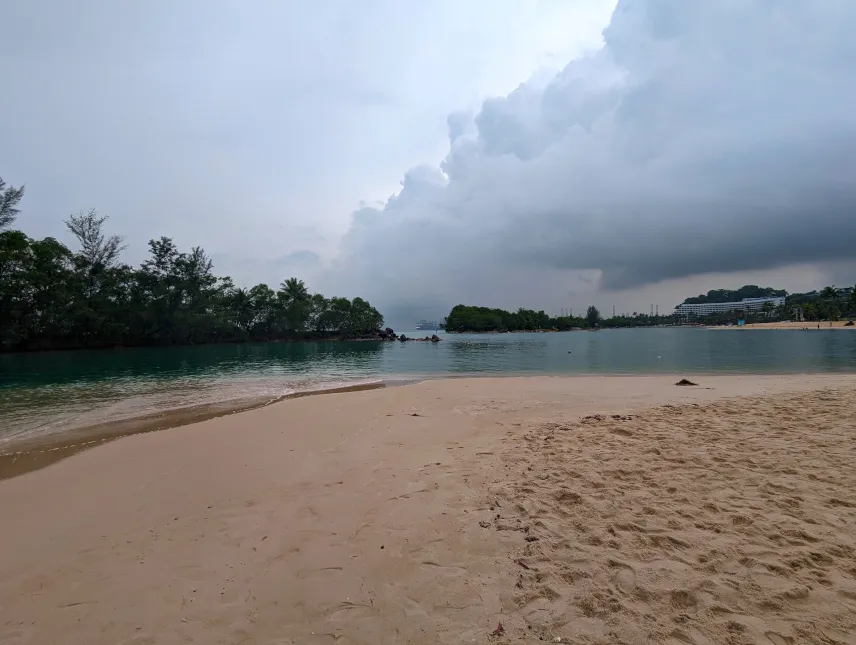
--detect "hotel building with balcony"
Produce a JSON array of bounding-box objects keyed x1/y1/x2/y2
[{"x1": 673, "y1": 296, "x2": 786, "y2": 317}]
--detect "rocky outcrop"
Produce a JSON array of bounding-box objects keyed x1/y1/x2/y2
[
  {"x1": 377, "y1": 327, "x2": 398, "y2": 340},
  {"x1": 397, "y1": 334, "x2": 442, "y2": 342}
]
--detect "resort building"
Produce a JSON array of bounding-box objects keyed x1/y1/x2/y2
[{"x1": 673, "y1": 296, "x2": 785, "y2": 317}]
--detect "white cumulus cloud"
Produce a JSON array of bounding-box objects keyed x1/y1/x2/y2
[{"x1": 323, "y1": 0, "x2": 856, "y2": 322}]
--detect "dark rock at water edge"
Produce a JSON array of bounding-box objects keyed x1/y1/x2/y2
[
  {"x1": 376, "y1": 327, "x2": 399, "y2": 341},
  {"x1": 397, "y1": 334, "x2": 442, "y2": 342}
]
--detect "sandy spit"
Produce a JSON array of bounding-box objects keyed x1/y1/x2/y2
[{"x1": 1, "y1": 375, "x2": 855, "y2": 645}]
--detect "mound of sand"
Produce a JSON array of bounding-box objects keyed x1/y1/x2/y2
[{"x1": 487, "y1": 389, "x2": 856, "y2": 643}]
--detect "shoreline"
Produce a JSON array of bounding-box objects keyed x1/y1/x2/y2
[
  {"x1": 445, "y1": 325, "x2": 701, "y2": 333},
  {"x1": 709, "y1": 320, "x2": 855, "y2": 330},
  {"x1": 4, "y1": 370, "x2": 856, "y2": 481},
  {"x1": 1, "y1": 374, "x2": 854, "y2": 643},
  {"x1": 0, "y1": 381, "x2": 389, "y2": 481}
]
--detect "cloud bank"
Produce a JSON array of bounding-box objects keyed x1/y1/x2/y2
[{"x1": 323, "y1": 0, "x2": 856, "y2": 320}]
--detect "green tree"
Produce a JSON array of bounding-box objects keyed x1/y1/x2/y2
[
  {"x1": 278, "y1": 277, "x2": 311, "y2": 334},
  {"x1": 0, "y1": 178, "x2": 26, "y2": 229},
  {"x1": 344, "y1": 297, "x2": 384, "y2": 337},
  {"x1": 308, "y1": 293, "x2": 331, "y2": 334},
  {"x1": 65, "y1": 209, "x2": 126, "y2": 269},
  {"x1": 279, "y1": 277, "x2": 309, "y2": 303},
  {"x1": 585, "y1": 305, "x2": 601, "y2": 327}
]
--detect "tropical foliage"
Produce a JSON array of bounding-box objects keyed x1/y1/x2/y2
[
  {"x1": 782, "y1": 285, "x2": 855, "y2": 322},
  {"x1": 0, "y1": 179, "x2": 384, "y2": 351},
  {"x1": 443, "y1": 304, "x2": 637, "y2": 332}
]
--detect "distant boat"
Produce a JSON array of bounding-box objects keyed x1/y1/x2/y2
[{"x1": 415, "y1": 320, "x2": 442, "y2": 331}]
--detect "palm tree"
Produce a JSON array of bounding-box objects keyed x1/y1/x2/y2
[
  {"x1": 820, "y1": 285, "x2": 837, "y2": 301},
  {"x1": 279, "y1": 277, "x2": 309, "y2": 305},
  {"x1": 277, "y1": 277, "x2": 311, "y2": 334}
]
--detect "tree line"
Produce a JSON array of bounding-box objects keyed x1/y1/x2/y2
[
  {"x1": 781, "y1": 286, "x2": 856, "y2": 321},
  {"x1": 0, "y1": 178, "x2": 384, "y2": 352},
  {"x1": 444, "y1": 304, "x2": 614, "y2": 332}
]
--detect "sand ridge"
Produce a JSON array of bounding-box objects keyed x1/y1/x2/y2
[{"x1": 0, "y1": 375, "x2": 855, "y2": 644}]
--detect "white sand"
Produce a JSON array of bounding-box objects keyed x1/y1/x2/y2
[{"x1": 1, "y1": 375, "x2": 855, "y2": 644}]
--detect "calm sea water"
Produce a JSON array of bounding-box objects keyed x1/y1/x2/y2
[{"x1": 1, "y1": 328, "x2": 855, "y2": 445}]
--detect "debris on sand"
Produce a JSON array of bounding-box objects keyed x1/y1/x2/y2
[
  {"x1": 490, "y1": 621, "x2": 504, "y2": 637},
  {"x1": 675, "y1": 379, "x2": 698, "y2": 386}
]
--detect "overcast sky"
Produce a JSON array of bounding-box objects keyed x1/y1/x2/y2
[{"x1": 3, "y1": 0, "x2": 856, "y2": 326}]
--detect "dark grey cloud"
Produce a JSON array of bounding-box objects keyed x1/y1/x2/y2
[{"x1": 323, "y1": 0, "x2": 856, "y2": 316}]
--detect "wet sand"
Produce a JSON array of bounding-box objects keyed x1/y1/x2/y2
[
  {"x1": 1, "y1": 375, "x2": 855, "y2": 644},
  {"x1": 0, "y1": 382, "x2": 385, "y2": 481}
]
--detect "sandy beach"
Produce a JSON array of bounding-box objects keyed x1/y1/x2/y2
[
  {"x1": 712, "y1": 321, "x2": 855, "y2": 330},
  {"x1": 1, "y1": 375, "x2": 855, "y2": 644}
]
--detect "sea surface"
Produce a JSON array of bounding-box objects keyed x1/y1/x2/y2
[{"x1": 2, "y1": 328, "x2": 855, "y2": 446}]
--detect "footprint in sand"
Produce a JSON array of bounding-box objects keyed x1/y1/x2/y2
[
  {"x1": 419, "y1": 560, "x2": 468, "y2": 576},
  {"x1": 764, "y1": 632, "x2": 795, "y2": 645},
  {"x1": 325, "y1": 601, "x2": 380, "y2": 623},
  {"x1": 667, "y1": 627, "x2": 714, "y2": 645},
  {"x1": 608, "y1": 559, "x2": 637, "y2": 594}
]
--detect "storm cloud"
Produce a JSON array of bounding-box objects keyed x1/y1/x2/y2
[
  {"x1": 3, "y1": 0, "x2": 856, "y2": 325},
  {"x1": 323, "y1": 0, "x2": 856, "y2": 318}
]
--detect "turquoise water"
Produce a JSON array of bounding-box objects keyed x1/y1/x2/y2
[{"x1": 1, "y1": 328, "x2": 855, "y2": 444}]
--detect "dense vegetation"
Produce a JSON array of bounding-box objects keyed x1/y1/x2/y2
[
  {"x1": 782, "y1": 286, "x2": 855, "y2": 322},
  {"x1": 682, "y1": 285, "x2": 787, "y2": 305},
  {"x1": 443, "y1": 303, "x2": 669, "y2": 332},
  {"x1": 0, "y1": 178, "x2": 384, "y2": 352},
  {"x1": 444, "y1": 305, "x2": 572, "y2": 332}
]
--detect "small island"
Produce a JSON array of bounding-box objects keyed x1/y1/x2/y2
[{"x1": 442, "y1": 304, "x2": 677, "y2": 332}]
